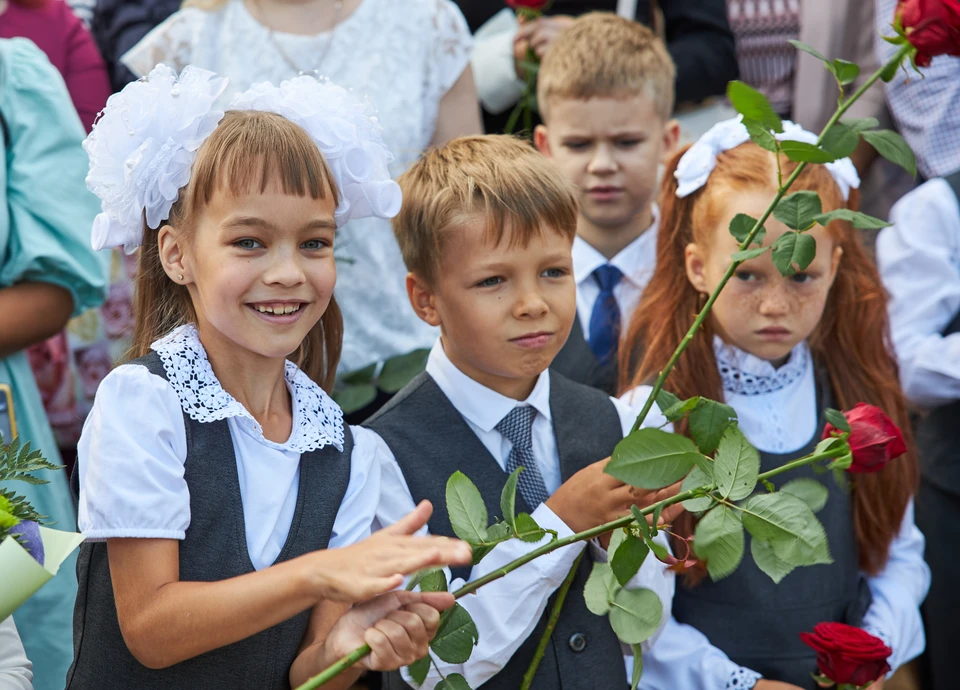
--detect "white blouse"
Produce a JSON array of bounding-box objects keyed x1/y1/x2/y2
[
  {"x1": 77, "y1": 324, "x2": 384, "y2": 570},
  {"x1": 621, "y1": 340, "x2": 930, "y2": 689},
  {"x1": 121, "y1": 0, "x2": 473, "y2": 374},
  {"x1": 0, "y1": 617, "x2": 32, "y2": 690}
]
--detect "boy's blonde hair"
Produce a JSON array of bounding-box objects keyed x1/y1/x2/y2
[
  {"x1": 394, "y1": 135, "x2": 578, "y2": 285},
  {"x1": 537, "y1": 12, "x2": 675, "y2": 121}
]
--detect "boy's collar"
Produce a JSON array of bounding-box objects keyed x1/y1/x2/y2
[
  {"x1": 425, "y1": 339, "x2": 552, "y2": 433},
  {"x1": 572, "y1": 204, "x2": 660, "y2": 286}
]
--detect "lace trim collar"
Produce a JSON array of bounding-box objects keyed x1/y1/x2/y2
[
  {"x1": 151, "y1": 324, "x2": 345, "y2": 453},
  {"x1": 713, "y1": 337, "x2": 810, "y2": 397}
]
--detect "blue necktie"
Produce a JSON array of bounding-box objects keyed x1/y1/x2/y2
[
  {"x1": 588, "y1": 264, "x2": 624, "y2": 364},
  {"x1": 495, "y1": 406, "x2": 550, "y2": 509}
]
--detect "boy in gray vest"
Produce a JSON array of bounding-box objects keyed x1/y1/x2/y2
[{"x1": 365, "y1": 135, "x2": 679, "y2": 690}]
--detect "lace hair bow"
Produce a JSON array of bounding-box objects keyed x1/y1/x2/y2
[
  {"x1": 674, "y1": 116, "x2": 861, "y2": 202},
  {"x1": 84, "y1": 65, "x2": 402, "y2": 253}
]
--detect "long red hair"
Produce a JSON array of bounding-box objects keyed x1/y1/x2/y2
[{"x1": 620, "y1": 142, "x2": 917, "y2": 578}]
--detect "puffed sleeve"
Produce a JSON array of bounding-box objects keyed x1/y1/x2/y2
[
  {"x1": 120, "y1": 9, "x2": 204, "y2": 78},
  {"x1": 77, "y1": 364, "x2": 191, "y2": 540},
  {"x1": 326, "y1": 426, "x2": 384, "y2": 549},
  {"x1": 426, "y1": 0, "x2": 473, "y2": 103},
  {"x1": 0, "y1": 38, "x2": 108, "y2": 316}
]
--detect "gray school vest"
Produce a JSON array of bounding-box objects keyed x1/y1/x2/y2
[
  {"x1": 365, "y1": 372, "x2": 629, "y2": 690},
  {"x1": 915, "y1": 171, "x2": 960, "y2": 496},
  {"x1": 66, "y1": 352, "x2": 354, "y2": 690},
  {"x1": 673, "y1": 370, "x2": 871, "y2": 689},
  {"x1": 552, "y1": 317, "x2": 619, "y2": 395}
]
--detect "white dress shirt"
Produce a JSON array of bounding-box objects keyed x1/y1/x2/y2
[
  {"x1": 621, "y1": 340, "x2": 930, "y2": 689},
  {"x1": 572, "y1": 212, "x2": 660, "y2": 342},
  {"x1": 374, "y1": 339, "x2": 673, "y2": 689},
  {"x1": 77, "y1": 324, "x2": 383, "y2": 570},
  {"x1": 0, "y1": 617, "x2": 32, "y2": 690},
  {"x1": 876, "y1": 179, "x2": 960, "y2": 407}
]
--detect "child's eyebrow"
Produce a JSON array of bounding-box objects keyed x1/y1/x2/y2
[{"x1": 223, "y1": 216, "x2": 337, "y2": 232}]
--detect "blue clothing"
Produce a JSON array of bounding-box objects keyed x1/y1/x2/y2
[{"x1": 0, "y1": 37, "x2": 108, "y2": 690}]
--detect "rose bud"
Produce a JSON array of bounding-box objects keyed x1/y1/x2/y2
[
  {"x1": 895, "y1": 0, "x2": 960, "y2": 67},
  {"x1": 800, "y1": 622, "x2": 891, "y2": 687},
  {"x1": 507, "y1": 0, "x2": 550, "y2": 10},
  {"x1": 822, "y1": 403, "x2": 907, "y2": 474},
  {"x1": 10, "y1": 520, "x2": 45, "y2": 566}
]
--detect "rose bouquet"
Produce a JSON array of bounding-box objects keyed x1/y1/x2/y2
[
  {"x1": 0, "y1": 436, "x2": 84, "y2": 621},
  {"x1": 300, "y1": 2, "x2": 955, "y2": 687}
]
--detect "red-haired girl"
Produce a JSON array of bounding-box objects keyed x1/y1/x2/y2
[{"x1": 619, "y1": 119, "x2": 929, "y2": 690}]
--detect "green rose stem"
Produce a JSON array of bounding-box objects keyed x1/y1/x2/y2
[{"x1": 298, "y1": 447, "x2": 846, "y2": 689}]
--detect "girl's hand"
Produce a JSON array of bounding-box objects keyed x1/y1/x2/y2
[
  {"x1": 754, "y1": 681, "x2": 804, "y2": 690},
  {"x1": 324, "y1": 590, "x2": 455, "y2": 671},
  {"x1": 518, "y1": 15, "x2": 576, "y2": 60},
  {"x1": 304, "y1": 501, "x2": 472, "y2": 603}
]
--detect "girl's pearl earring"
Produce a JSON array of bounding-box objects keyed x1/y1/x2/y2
[{"x1": 177, "y1": 274, "x2": 184, "y2": 281}]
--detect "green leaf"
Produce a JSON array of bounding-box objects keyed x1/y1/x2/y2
[
  {"x1": 713, "y1": 426, "x2": 760, "y2": 501},
  {"x1": 612, "y1": 533, "x2": 651, "y2": 586},
  {"x1": 446, "y1": 472, "x2": 488, "y2": 545},
  {"x1": 341, "y1": 362, "x2": 377, "y2": 385},
  {"x1": 436, "y1": 673, "x2": 472, "y2": 690},
  {"x1": 879, "y1": 55, "x2": 901, "y2": 82},
  {"x1": 379, "y1": 349, "x2": 430, "y2": 393},
  {"x1": 609, "y1": 527, "x2": 628, "y2": 555},
  {"x1": 772, "y1": 232, "x2": 817, "y2": 277},
  {"x1": 740, "y1": 492, "x2": 833, "y2": 567},
  {"x1": 815, "y1": 208, "x2": 891, "y2": 230},
  {"x1": 632, "y1": 505, "x2": 650, "y2": 539},
  {"x1": 681, "y1": 464, "x2": 716, "y2": 513},
  {"x1": 631, "y1": 644, "x2": 643, "y2": 690},
  {"x1": 843, "y1": 117, "x2": 879, "y2": 132},
  {"x1": 408, "y1": 655, "x2": 431, "y2": 687},
  {"x1": 584, "y1": 561, "x2": 620, "y2": 616},
  {"x1": 651, "y1": 504, "x2": 663, "y2": 534},
  {"x1": 470, "y1": 521, "x2": 513, "y2": 565},
  {"x1": 788, "y1": 39, "x2": 829, "y2": 63},
  {"x1": 500, "y1": 468, "x2": 521, "y2": 532},
  {"x1": 727, "y1": 81, "x2": 783, "y2": 132},
  {"x1": 743, "y1": 119, "x2": 778, "y2": 152},
  {"x1": 862, "y1": 129, "x2": 917, "y2": 177},
  {"x1": 430, "y1": 604, "x2": 479, "y2": 664},
  {"x1": 728, "y1": 213, "x2": 766, "y2": 246},
  {"x1": 332, "y1": 383, "x2": 377, "y2": 414},
  {"x1": 831, "y1": 59, "x2": 860, "y2": 85},
  {"x1": 732, "y1": 247, "x2": 769, "y2": 262},
  {"x1": 514, "y1": 512, "x2": 546, "y2": 542},
  {"x1": 662, "y1": 396, "x2": 701, "y2": 422},
  {"x1": 815, "y1": 436, "x2": 844, "y2": 456},
  {"x1": 654, "y1": 389, "x2": 682, "y2": 417},
  {"x1": 825, "y1": 408, "x2": 851, "y2": 432},
  {"x1": 780, "y1": 140, "x2": 838, "y2": 164},
  {"x1": 781, "y1": 478, "x2": 829, "y2": 513},
  {"x1": 688, "y1": 399, "x2": 737, "y2": 455},
  {"x1": 750, "y1": 538, "x2": 796, "y2": 584},
  {"x1": 644, "y1": 534, "x2": 671, "y2": 564},
  {"x1": 607, "y1": 428, "x2": 707, "y2": 489},
  {"x1": 774, "y1": 191, "x2": 822, "y2": 232},
  {"x1": 417, "y1": 568, "x2": 448, "y2": 593},
  {"x1": 694, "y1": 504, "x2": 745, "y2": 580},
  {"x1": 820, "y1": 123, "x2": 860, "y2": 159},
  {"x1": 609, "y1": 587, "x2": 664, "y2": 644}
]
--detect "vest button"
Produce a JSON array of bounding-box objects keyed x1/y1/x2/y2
[{"x1": 568, "y1": 632, "x2": 587, "y2": 653}]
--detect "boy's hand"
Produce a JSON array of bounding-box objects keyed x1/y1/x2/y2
[
  {"x1": 630, "y1": 482, "x2": 685, "y2": 527},
  {"x1": 304, "y1": 501, "x2": 472, "y2": 603},
  {"x1": 546, "y1": 457, "x2": 637, "y2": 534},
  {"x1": 324, "y1": 591, "x2": 455, "y2": 671}
]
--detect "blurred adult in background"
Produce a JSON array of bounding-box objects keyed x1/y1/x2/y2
[
  {"x1": 874, "y1": 3, "x2": 960, "y2": 689},
  {"x1": 121, "y1": 0, "x2": 482, "y2": 388},
  {"x1": 460, "y1": 0, "x2": 739, "y2": 134},
  {"x1": 0, "y1": 37, "x2": 108, "y2": 690},
  {"x1": 88, "y1": 0, "x2": 180, "y2": 92}
]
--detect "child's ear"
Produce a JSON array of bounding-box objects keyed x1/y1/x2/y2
[
  {"x1": 827, "y1": 243, "x2": 844, "y2": 287},
  {"x1": 660, "y1": 119, "x2": 681, "y2": 162},
  {"x1": 406, "y1": 273, "x2": 442, "y2": 327},
  {"x1": 158, "y1": 225, "x2": 190, "y2": 285},
  {"x1": 684, "y1": 242, "x2": 709, "y2": 294},
  {"x1": 533, "y1": 125, "x2": 552, "y2": 157}
]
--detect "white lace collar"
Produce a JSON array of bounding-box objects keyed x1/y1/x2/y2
[
  {"x1": 713, "y1": 336, "x2": 810, "y2": 397},
  {"x1": 151, "y1": 324, "x2": 345, "y2": 453}
]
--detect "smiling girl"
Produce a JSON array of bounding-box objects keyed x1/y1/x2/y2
[
  {"x1": 618, "y1": 122, "x2": 929, "y2": 690},
  {"x1": 66, "y1": 66, "x2": 471, "y2": 690}
]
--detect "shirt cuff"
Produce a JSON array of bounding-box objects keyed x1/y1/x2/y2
[
  {"x1": 524, "y1": 503, "x2": 585, "y2": 583},
  {"x1": 727, "y1": 667, "x2": 762, "y2": 689}
]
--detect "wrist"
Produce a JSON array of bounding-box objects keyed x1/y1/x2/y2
[{"x1": 295, "y1": 551, "x2": 332, "y2": 603}]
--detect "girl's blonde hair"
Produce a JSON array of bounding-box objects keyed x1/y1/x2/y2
[
  {"x1": 131, "y1": 109, "x2": 343, "y2": 391},
  {"x1": 621, "y1": 142, "x2": 918, "y2": 581}
]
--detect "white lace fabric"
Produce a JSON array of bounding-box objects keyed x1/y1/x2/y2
[
  {"x1": 151, "y1": 323, "x2": 345, "y2": 453},
  {"x1": 727, "y1": 667, "x2": 763, "y2": 689},
  {"x1": 714, "y1": 337, "x2": 809, "y2": 396}
]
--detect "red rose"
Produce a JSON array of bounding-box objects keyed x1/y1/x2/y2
[
  {"x1": 800, "y1": 622, "x2": 891, "y2": 686},
  {"x1": 895, "y1": 0, "x2": 960, "y2": 67},
  {"x1": 822, "y1": 403, "x2": 907, "y2": 474},
  {"x1": 507, "y1": 0, "x2": 549, "y2": 11}
]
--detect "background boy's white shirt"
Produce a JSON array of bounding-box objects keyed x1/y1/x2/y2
[
  {"x1": 369, "y1": 340, "x2": 673, "y2": 689},
  {"x1": 0, "y1": 617, "x2": 33, "y2": 690},
  {"x1": 876, "y1": 179, "x2": 960, "y2": 407}
]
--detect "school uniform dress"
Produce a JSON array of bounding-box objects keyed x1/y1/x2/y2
[
  {"x1": 365, "y1": 339, "x2": 673, "y2": 690},
  {"x1": 552, "y1": 211, "x2": 659, "y2": 394},
  {"x1": 622, "y1": 338, "x2": 929, "y2": 690},
  {"x1": 67, "y1": 323, "x2": 385, "y2": 689},
  {"x1": 0, "y1": 38, "x2": 108, "y2": 690},
  {"x1": 876, "y1": 176, "x2": 960, "y2": 690}
]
